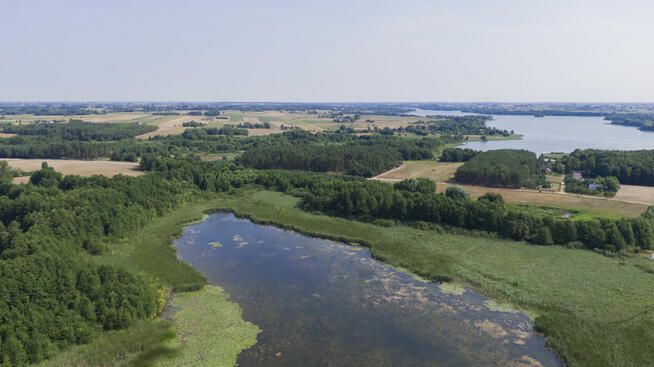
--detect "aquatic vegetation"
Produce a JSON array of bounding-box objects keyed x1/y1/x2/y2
[
  {"x1": 439, "y1": 282, "x2": 466, "y2": 295},
  {"x1": 209, "y1": 241, "x2": 223, "y2": 247},
  {"x1": 157, "y1": 286, "x2": 260, "y2": 366}
]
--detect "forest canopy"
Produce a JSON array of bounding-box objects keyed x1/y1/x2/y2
[{"x1": 454, "y1": 149, "x2": 545, "y2": 188}]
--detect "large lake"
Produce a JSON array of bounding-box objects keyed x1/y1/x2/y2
[
  {"x1": 410, "y1": 109, "x2": 654, "y2": 155},
  {"x1": 174, "y1": 213, "x2": 562, "y2": 367}
]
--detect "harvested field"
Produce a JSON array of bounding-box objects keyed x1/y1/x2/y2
[
  {"x1": 436, "y1": 182, "x2": 647, "y2": 218},
  {"x1": 372, "y1": 161, "x2": 462, "y2": 182},
  {"x1": 371, "y1": 162, "x2": 648, "y2": 218},
  {"x1": 247, "y1": 128, "x2": 282, "y2": 136},
  {"x1": 614, "y1": 184, "x2": 654, "y2": 205},
  {"x1": 4, "y1": 159, "x2": 143, "y2": 184},
  {"x1": 136, "y1": 115, "x2": 200, "y2": 139}
]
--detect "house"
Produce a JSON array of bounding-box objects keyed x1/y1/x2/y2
[
  {"x1": 572, "y1": 171, "x2": 583, "y2": 180},
  {"x1": 540, "y1": 164, "x2": 552, "y2": 174},
  {"x1": 588, "y1": 183, "x2": 599, "y2": 190}
]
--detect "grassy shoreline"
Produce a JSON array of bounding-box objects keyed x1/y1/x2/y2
[
  {"x1": 39, "y1": 190, "x2": 654, "y2": 366},
  {"x1": 215, "y1": 190, "x2": 654, "y2": 367}
]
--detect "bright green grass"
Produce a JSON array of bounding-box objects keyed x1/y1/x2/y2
[
  {"x1": 256, "y1": 116, "x2": 279, "y2": 123},
  {"x1": 36, "y1": 319, "x2": 176, "y2": 367},
  {"x1": 212, "y1": 190, "x2": 654, "y2": 367},
  {"x1": 156, "y1": 286, "x2": 260, "y2": 366},
  {"x1": 225, "y1": 114, "x2": 244, "y2": 122}
]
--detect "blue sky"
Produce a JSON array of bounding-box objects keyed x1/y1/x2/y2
[{"x1": 1, "y1": 0, "x2": 652, "y2": 102}]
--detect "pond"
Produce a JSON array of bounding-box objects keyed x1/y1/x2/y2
[
  {"x1": 410, "y1": 109, "x2": 654, "y2": 155},
  {"x1": 174, "y1": 213, "x2": 562, "y2": 367}
]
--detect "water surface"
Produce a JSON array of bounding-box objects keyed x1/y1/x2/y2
[
  {"x1": 411, "y1": 109, "x2": 654, "y2": 154},
  {"x1": 174, "y1": 213, "x2": 561, "y2": 367}
]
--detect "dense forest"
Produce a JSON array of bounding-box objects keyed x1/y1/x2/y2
[
  {"x1": 439, "y1": 147, "x2": 478, "y2": 162},
  {"x1": 562, "y1": 149, "x2": 654, "y2": 186},
  {"x1": 406, "y1": 116, "x2": 510, "y2": 136},
  {"x1": 0, "y1": 136, "x2": 119, "y2": 160},
  {"x1": 0, "y1": 162, "x2": 204, "y2": 365},
  {"x1": 300, "y1": 177, "x2": 654, "y2": 251},
  {"x1": 237, "y1": 135, "x2": 441, "y2": 177},
  {"x1": 455, "y1": 149, "x2": 546, "y2": 188}
]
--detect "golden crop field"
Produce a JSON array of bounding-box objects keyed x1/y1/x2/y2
[
  {"x1": 371, "y1": 161, "x2": 648, "y2": 218},
  {"x1": 5, "y1": 159, "x2": 143, "y2": 184}
]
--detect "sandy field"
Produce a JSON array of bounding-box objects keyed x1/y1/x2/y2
[
  {"x1": 372, "y1": 161, "x2": 462, "y2": 182},
  {"x1": 136, "y1": 115, "x2": 200, "y2": 139},
  {"x1": 371, "y1": 162, "x2": 648, "y2": 218},
  {"x1": 5, "y1": 159, "x2": 143, "y2": 184},
  {"x1": 613, "y1": 184, "x2": 654, "y2": 205}
]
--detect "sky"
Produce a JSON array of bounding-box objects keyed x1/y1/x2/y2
[{"x1": 1, "y1": 0, "x2": 653, "y2": 102}]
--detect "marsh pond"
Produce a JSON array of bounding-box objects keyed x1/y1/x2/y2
[{"x1": 174, "y1": 213, "x2": 562, "y2": 366}]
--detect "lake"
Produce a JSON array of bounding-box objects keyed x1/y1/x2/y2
[
  {"x1": 174, "y1": 213, "x2": 562, "y2": 367},
  {"x1": 410, "y1": 109, "x2": 654, "y2": 155}
]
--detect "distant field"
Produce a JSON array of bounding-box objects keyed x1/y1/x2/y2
[
  {"x1": 371, "y1": 162, "x2": 647, "y2": 218},
  {"x1": 136, "y1": 115, "x2": 202, "y2": 139},
  {"x1": 436, "y1": 182, "x2": 646, "y2": 218},
  {"x1": 1, "y1": 110, "x2": 431, "y2": 138},
  {"x1": 372, "y1": 161, "x2": 462, "y2": 182},
  {"x1": 4, "y1": 159, "x2": 143, "y2": 183}
]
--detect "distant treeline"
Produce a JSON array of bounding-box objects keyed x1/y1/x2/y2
[
  {"x1": 237, "y1": 135, "x2": 442, "y2": 177},
  {"x1": 1, "y1": 120, "x2": 156, "y2": 141},
  {"x1": 0, "y1": 136, "x2": 119, "y2": 160},
  {"x1": 439, "y1": 147, "x2": 478, "y2": 162},
  {"x1": 563, "y1": 149, "x2": 654, "y2": 186},
  {"x1": 237, "y1": 121, "x2": 272, "y2": 129},
  {"x1": 0, "y1": 105, "x2": 100, "y2": 116},
  {"x1": 606, "y1": 113, "x2": 654, "y2": 131},
  {"x1": 455, "y1": 150, "x2": 546, "y2": 188},
  {"x1": 407, "y1": 116, "x2": 510, "y2": 137}
]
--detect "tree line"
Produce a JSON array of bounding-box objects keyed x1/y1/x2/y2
[
  {"x1": 236, "y1": 135, "x2": 442, "y2": 177},
  {"x1": 299, "y1": 177, "x2": 654, "y2": 252},
  {"x1": 1, "y1": 120, "x2": 156, "y2": 141},
  {"x1": 439, "y1": 147, "x2": 478, "y2": 162},
  {"x1": 562, "y1": 149, "x2": 654, "y2": 186}
]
